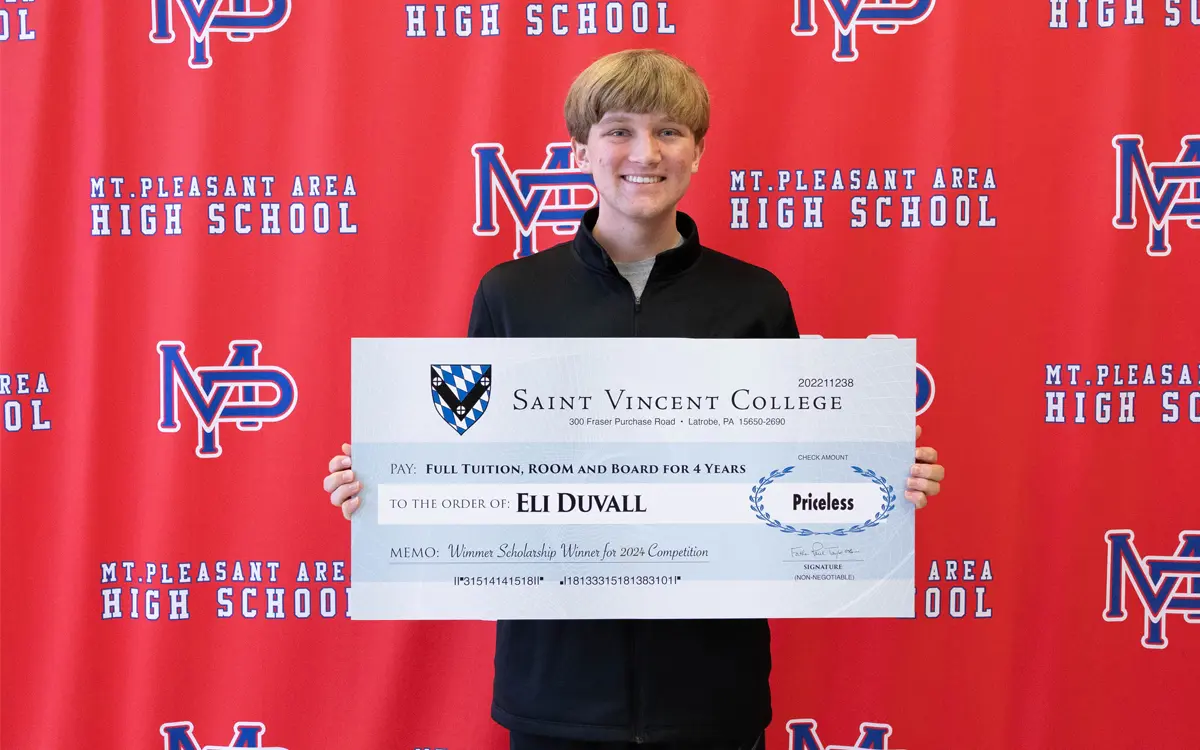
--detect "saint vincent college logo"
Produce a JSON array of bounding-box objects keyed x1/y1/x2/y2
[
  {"x1": 150, "y1": 0, "x2": 291, "y2": 69},
  {"x1": 431, "y1": 364, "x2": 492, "y2": 435},
  {"x1": 1113, "y1": 134, "x2": 1200, "y2": 256},
  {"x1": 160, "y1": 721, "x2": 284, "y2": 749},
  {"x1": 473, "y1": 142, "x2": 598, "y2": 258},
  {"x1": 1104, "y1": 529, "x2": 1200, "y2": 649},
  {"x1": 792, "y1": 0, "x2": 936, "y2": 62},
  {"x1": 158, "y1": 340, "x2": 297, "y2": 458}
]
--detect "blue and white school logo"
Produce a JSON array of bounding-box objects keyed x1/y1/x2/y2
[
  {"x1": 431, "y1": 364, "x2": 492, "y2": 435},
  {"x1": 158, "y1": 340, "x2": 298, "y2": 458},
  {"x1": 1113, "y1": 134, "x2": 1200, "y2": 256},
  {"x1": 787, "y1": 719, "x2": 900, "y2": 749},
  {"x1": 1104, "y1": 529, "x2": 1200, "y2": 649},
  {"x1": 793, "y1": 0, "x2": 936, "y2": 62},
  {"x1": 150, "y1": 0, "x2": 291, "y2": 69},
  {"x1": 915, "y1": 362, "x2": 934, "y2": 416},
  {"x1": 160, "y1": 720, "x2": 285, "y2": 749},
  {"x1": 473, "y1": 142, "x2": 598, "y2": 258}
]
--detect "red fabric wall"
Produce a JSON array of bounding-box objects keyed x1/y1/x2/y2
[{"x1": 2, "y1": 1, "x2": 1197, "y2": 747}]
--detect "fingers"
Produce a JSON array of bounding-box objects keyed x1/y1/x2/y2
[
  {"x1": 330, "y1": 477, "x2": 361, "y2": 507},
  {"x1": 910, "y1": 462, "x2": 945, "y2": 482},
  {"x1": 323, "y1": 467, "x2": 356, "y2": 494},
  {"x1": 324, "y1": 443, "x2": 359, "y2": 520},
  {"x1": 907, "y1": 434, "x2": 943, "y2": 509},
  {"x1": 906, "y1": 476, "x2": 940, "y2": 497}
]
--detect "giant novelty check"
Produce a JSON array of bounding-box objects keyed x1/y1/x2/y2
[{"x1": 350, "y1": 338, "x2": 916, "y2": 620}]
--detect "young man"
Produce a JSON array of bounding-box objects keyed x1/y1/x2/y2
[{"x1": 324, "y1": 49, "x2": 945, "y2": 750}]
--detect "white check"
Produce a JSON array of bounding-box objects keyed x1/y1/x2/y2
[{"x1": 350, "y1": 338, "x2": 916, "y2": 620}]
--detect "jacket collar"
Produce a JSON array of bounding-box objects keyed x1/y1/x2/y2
[{"x1": 572, "y1": 206, "x2": 703, "y2": 278}]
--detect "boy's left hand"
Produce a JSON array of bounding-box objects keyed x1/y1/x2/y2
[{"x1": 907, "y1": 424, "x2": 944, "y2": 509}]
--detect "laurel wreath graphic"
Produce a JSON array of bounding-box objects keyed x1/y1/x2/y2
[{"x1": 748, "y1": 465, "x2": 896, "y2": 537}]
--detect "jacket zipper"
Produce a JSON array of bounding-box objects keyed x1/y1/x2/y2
[
  {"x1": 616, "y1": 269, "x2": 642, "y2": 336},
  {"x1": 628, "y1": 279, "x2": 644, "y2": 743},
  {"x1": 631, "y1": 619, "x2": 644, "y2": 743}
]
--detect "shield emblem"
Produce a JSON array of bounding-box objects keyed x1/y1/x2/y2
[{"x1": 430, "y1": 364, "x2": 492, "y2": 435}]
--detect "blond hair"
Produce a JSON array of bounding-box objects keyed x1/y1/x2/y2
[{"x1": 564, "y1": 49, "x2": 710, "y2": 144}]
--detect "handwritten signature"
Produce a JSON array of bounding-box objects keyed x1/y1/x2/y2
[{"x1": 790, "y1": 543, "x2": 861, "y2": 559}]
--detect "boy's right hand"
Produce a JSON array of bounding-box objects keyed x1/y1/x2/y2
[{"x1": 323, "y1": 442, "x2": 361, "y2": 520}]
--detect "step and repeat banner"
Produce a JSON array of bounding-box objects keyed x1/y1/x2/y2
[{"x1": 1, "y1": 1, "x2": 1197, "y2": 748}]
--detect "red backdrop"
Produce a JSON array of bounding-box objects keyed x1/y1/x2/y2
[{"x1": 2, "y1": 1, "x2": 1198, "y2": 747}]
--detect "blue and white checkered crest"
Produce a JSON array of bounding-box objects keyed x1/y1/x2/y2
[{"x1": 431, "y1": 364, "x2": 492, "y2": 435}]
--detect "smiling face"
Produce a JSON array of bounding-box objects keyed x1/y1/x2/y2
[{"x1": 572, "y1": 111, "x2": 705, "y2": 225}]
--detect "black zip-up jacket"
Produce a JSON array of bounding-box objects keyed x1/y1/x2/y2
[{"x1": 467, "y1": 207, "x2": 800, "y2": 743}]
